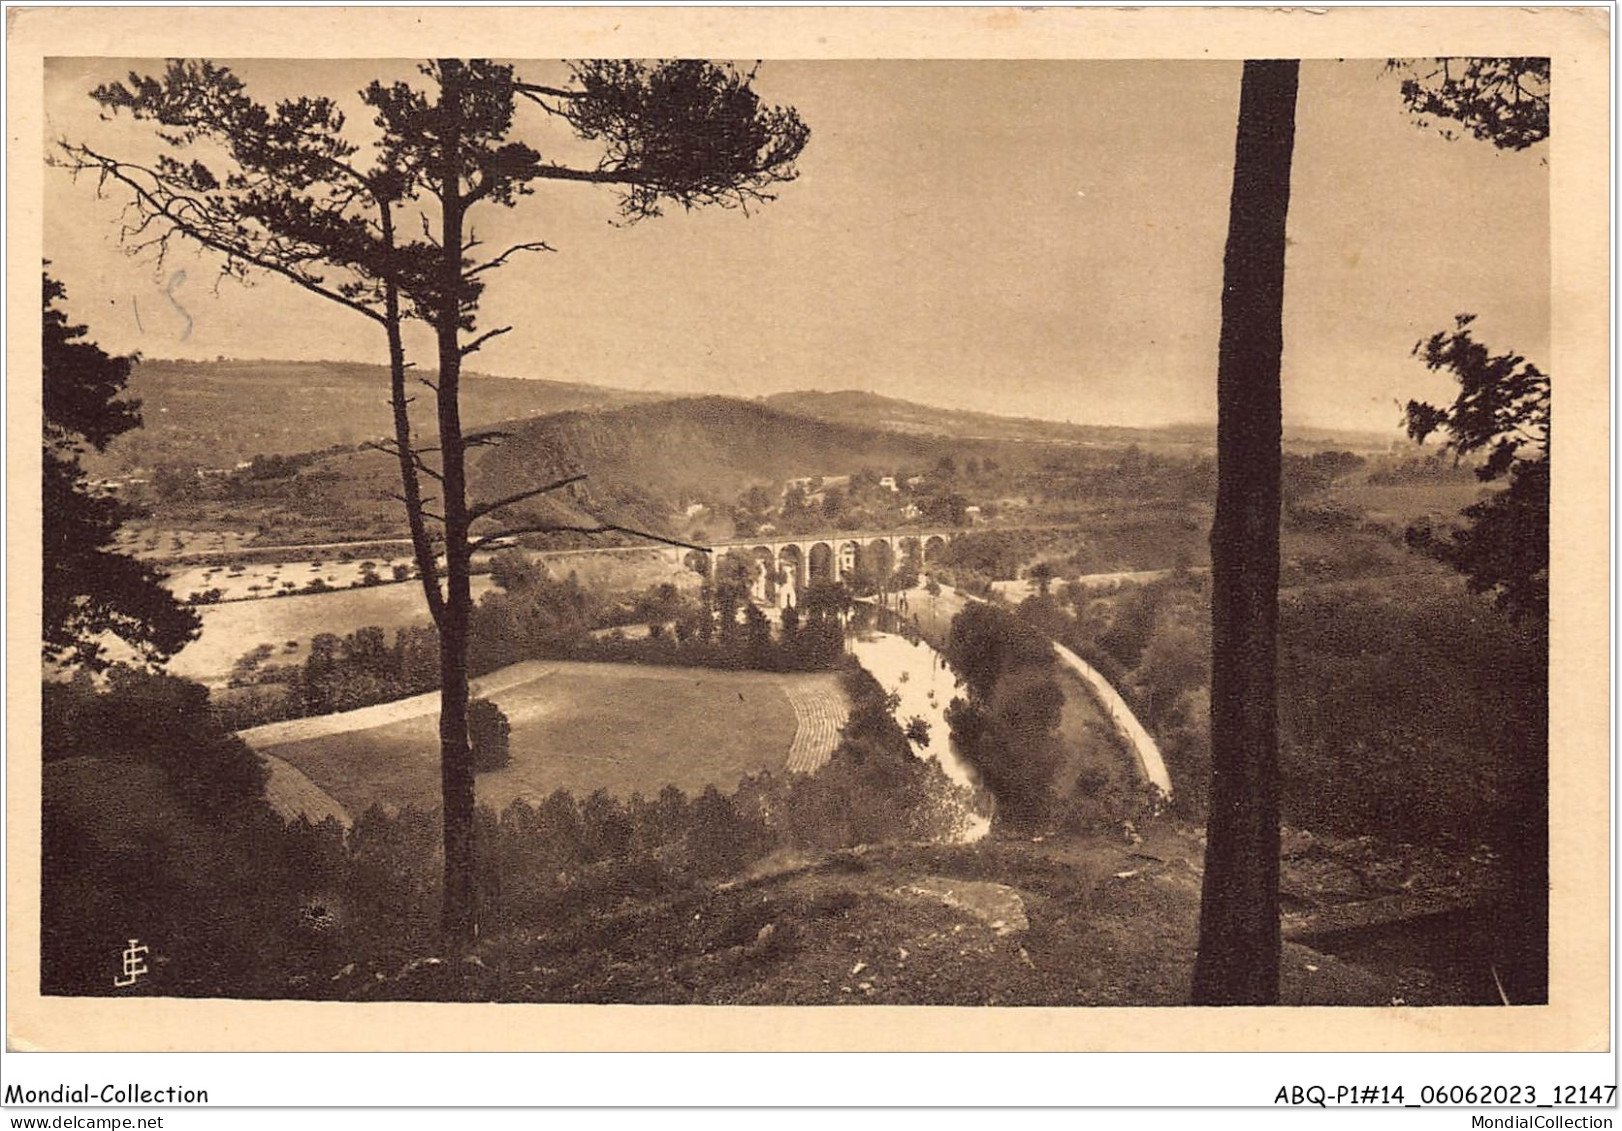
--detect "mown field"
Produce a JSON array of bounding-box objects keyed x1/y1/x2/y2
[{"x1": 254, "y1": 662, "x2": 846, "y2": 819}]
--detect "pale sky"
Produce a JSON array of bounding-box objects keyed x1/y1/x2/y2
[{"x1": 43, "y1": 58, "x2": 1549, "y2": 434}]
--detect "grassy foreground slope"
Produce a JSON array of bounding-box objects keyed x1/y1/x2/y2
[
  {"x1": 47, "y1": 750, "x2": 1416, "y2": 1005},
  {"x1": 357, "y1": 824, "x2": 1399, "y2": 1006}
]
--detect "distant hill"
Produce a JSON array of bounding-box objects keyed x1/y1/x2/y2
[
  {"x1": 471, "y1": 396, "x2": 982, "y2": 533},
  {"x1": 764, "y1": 389, "x2": 1396, "y2": 454},
  {"x1": 762, "y1": 389, "x2": 1174, "y2": 448},
  {"x1": 1280, "y1": 422, "x2": 1404, "y2": 455},
  {"x1": 112, "y1": 386, "x2": 1095, "y2": 546},
  {"x1": 132, "y1": 395, "x2": 985, "y2": 546},
  {"x1": 87, "y1": 359, "x2": 1393, "y2": 478},
  {"x1": 90, "y1": 359, "x2": 666, "y2": 473},
  {"x1": 90, "y1": 359, "x2": 1400, "y2": 547}
]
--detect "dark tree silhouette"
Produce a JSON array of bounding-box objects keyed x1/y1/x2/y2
[
  {"x1": 1404, "y1": 319, "x2": 1549, "y2": 1003},
  {"x1": 1406, "y1": 317, "x2": 1549, "y2": 619},
  {"x1": 1027, "y1": 560, "x2": 1055, "y2": 596},
  {"x1": 1388, "y1": 57, "x2": 1549, "y2": 151},
  {"x1": 61, "y1": 58, "x2": 807, "y2": 943},
  {"x1": 1194, "y1": 55, "x2": 1553, "y2": 1004},
  {"x1": 1394, "y1": 55, "x2": 1550, "y2": 1003},
  {"x1": 42, "y1": 271, "x2": 200, "y2": 671},
  {"x1": 1192, "y1": 59, "x2": 1298, "y2": 1006},
  {"x1": 1393, "y1": 54, "x2": 1551, "y2": 623},
  {"x1": 469, "y1": 698, "x2": 512, "y2": 772}
]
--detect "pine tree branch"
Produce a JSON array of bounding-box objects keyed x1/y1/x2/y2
[
  {"x1": 386, "y1": 492, "x2": 444, "y2": 523},
  {"x1": 466, "y1": 473, "x2": 587, "y2": 522},
  {"x1": 469, "y1": 522, "x2": 711, "y2": 554},
  {"x1": 460, "y1": 325, "x2": 512, "y2": 356},
  {"x1": 366, "y1": 438, "x2": 446, "y2": 484},
  {"x1": 466, "y1": 241, "x2": 557, "y2": 277},
  {"x1": 532, "y1": 162, "x2": 643, "y2": 187},
  {"x1": 513, "y1": 82, "x2": 586, "y2": 120},
  {"x1": 419, "y1": 211, "x2": 441, "y2": 247},
  {"x1": 56, "y1": 145, "x2": 388, "y2": 326},
  {"x1": 512, "y1": 82, "x2": 586, "y2": 100}
]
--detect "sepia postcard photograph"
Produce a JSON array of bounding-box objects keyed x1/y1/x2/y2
[{"x1": 4, "y1": 4, "x2": 1612, "y2": 1074}]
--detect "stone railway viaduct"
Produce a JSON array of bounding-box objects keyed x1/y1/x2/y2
[
  {"x1": 530, "y1": 522, "x2": 1079, "y2": 607},
  {"x1": 667, "y1": 526, "x2": 981, "y2": 607}
]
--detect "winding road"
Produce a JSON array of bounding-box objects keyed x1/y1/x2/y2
[{"x1": 1050, "y1": 643, "x2": 1173, "y2": 798}]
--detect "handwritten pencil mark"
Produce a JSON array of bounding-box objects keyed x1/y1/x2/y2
[{"x1": 164, "y1": 270, "x2": 193, "y2": 341}]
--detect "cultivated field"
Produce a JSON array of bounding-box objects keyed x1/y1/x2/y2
[
  {"x1": 165, "y1": 578, "x2": 497, "y2": 686},
  {"x1": 1332, "y1": 478, "x2": 1491, "y2": 528},
  {"x1": 114, "y1": 526, "x2": 259, "y2": 559},
  {"x1": 164, "y1": 557, "x2": 415, "y2": 603},
  {"x1": 249, "y1": 661, "x2": 849, "y2": 822}
]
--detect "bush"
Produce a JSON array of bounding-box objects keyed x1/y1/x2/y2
[
  {"x1": 41, "y1": 759, "x2": 347, "y2": 997},
  {"x1": 488, "y1": 547, "x2": 546, "y2": 592},
  {"x1": 470, "y1": 698, "x2": 511, "y2": 772},
  {"x1": 209, "y1": 682, "x2": 298, "y2": 731},
  {"x1": 43, "y1": 668, "x2": 270, "y2": 815},
  {"x1": 1287, "y1": 499, "x2": 1364, "y2": 532}
]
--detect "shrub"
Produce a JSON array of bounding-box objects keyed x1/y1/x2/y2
[
  {"x1": 470, "y1": 698, "x2": 511, "y2": 772},
  {"x1": 42, "y1": 668, "x2": 270, "y2": 815},
  {"x1": 1287, "y1": 499, "x2": 1364, "y2": 532}
]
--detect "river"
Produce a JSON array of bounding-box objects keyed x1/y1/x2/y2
[{"x1": 847, "y1": 628, "x2": 992, "y2": 842}]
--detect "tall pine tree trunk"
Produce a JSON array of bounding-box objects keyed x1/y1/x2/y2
[
  {"x1": 434, "y1": 62, "x2": 478, "y2": 945},
  {"x1": 381, "y1": 201, "x2": 446, "y2": 629},
  {"x1": 1192, "y1": 59, "x2": 1298, "y2": 1006}
]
